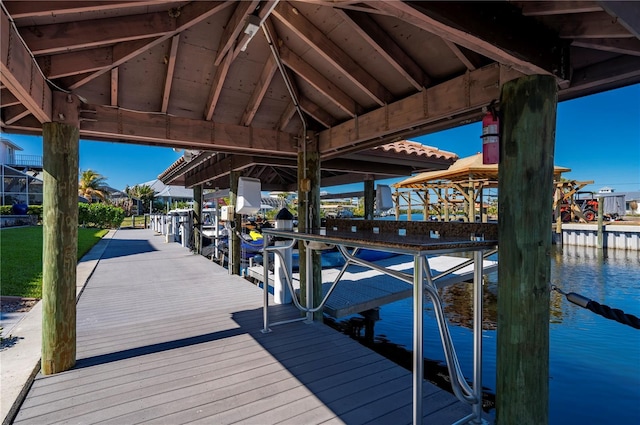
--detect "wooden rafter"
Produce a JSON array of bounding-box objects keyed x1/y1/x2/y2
[
  {"x1": 279, "y1": 45, "x2": 357, "y2": 117},
  {"x1": 0, "y1": 9, "x2": 51, "y2": 122},
  {"x1": 214, "y1": 1, "x2": 259, "y2": 66},
  {"x1": 204, "y1": 50, "x2": 232, "y2": 121},
  {"x1": 572, "y1": 38, "x2": 640, "y2": 56},
  {"x1": 299, "y1": 96, "x2": 336, "y2": 128},
  {"x1": 277, "y1": 101, "x2": 297, "y2": 132},
  {"x1": 36, "y1": 40, "x2": 153, "y2": 79},
  {"x1": 242, "y1": 55, "x2": 277, "y2": 126},
  {"x1": 372, "y1": 1, "x2": 570, "y2": 80},
  {"x1": 336, "y1": 8, "x2": 430, "y2": 90},
  {"x1": 161, "y1": 34, "x2": 180, "y2": 113},
  {"x1": 3, "y1": 104, "x2": 31, "y2": 125},
  {"x1": 273, "y1": 2, "x2": 392, "y2": 106},
  {"x1": 21, "y1": 12, "x2": 176, "y2": 56},
  {"x1": 550, "y1": 11, "x2": 635, "y2": 39},
  {"x1": 0, "y1": 89, "x2": 20, "y2": 107},
  {"x1": 5, "y1": 1, "x2": 173, "y2": 19},
  {"x1": 110, "y1": 68, "x2": 118, "y2": 106},
  {"x1": 65, "y1": 1, "x2": 233, "y2": 90},
  {"x1": 517, "y1": 1, "x2": 602, "y2": 16},
  {"x1": 598, "y1": 1, "x2": 640, "y2": 38}
]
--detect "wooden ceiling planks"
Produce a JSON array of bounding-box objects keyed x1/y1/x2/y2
[{"x1": 2, "y1": 0, "x2": 640, "y2": 190}]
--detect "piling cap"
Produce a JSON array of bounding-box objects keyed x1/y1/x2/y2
[{"x1": 275, "y1": 208, "x2": 294, "y2": 220}]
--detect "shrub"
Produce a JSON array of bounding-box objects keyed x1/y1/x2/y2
[
  {"x1": 0, "y1": 205, "x2": 43, "y2": 222},
  {"x1": 79, "y1": 203, "x2": 125, "y2": 228}
]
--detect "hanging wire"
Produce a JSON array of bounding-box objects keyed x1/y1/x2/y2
[{"x1": 551, "y1": 285, "x2": 640, "y2": 329}]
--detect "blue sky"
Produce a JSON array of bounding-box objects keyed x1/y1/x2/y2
[{"x1": 3, "y1": 83, "x2": 639, "y2": 194}]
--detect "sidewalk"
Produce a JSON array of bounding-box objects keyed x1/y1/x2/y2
[{"x1": 0, "y1": 229, "x2": 116, "y2": 424}]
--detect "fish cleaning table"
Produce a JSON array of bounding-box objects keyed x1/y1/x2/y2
[{"x1": 261, "y1": 219, "x2": 498, "y2": 425}]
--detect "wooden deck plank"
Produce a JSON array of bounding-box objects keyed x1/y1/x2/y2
[{"x1": 13, "y1": 229, "x2": 481, "y2": 425}]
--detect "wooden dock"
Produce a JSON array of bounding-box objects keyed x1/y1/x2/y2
[
  {"x1": 248, "y1": 254, "x2": 498, "y2": 318},
  {"x1": 13, "y1": 229, "x2": 481, "y2": 424}
]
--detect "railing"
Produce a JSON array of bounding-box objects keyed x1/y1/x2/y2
[{"x1": 6, "y1": 154, "x2": 43, "y2": 167}]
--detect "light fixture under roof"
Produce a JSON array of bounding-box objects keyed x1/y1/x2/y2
[{"x1": 240, "y1": 15, "x2": 262, "y2": 52}]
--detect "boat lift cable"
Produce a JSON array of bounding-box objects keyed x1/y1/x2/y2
[{"x1": 551, "y1": 285, "x2": 640, "y2": 330}]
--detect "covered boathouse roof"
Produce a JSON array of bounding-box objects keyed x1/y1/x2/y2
[
  {"x1": 393, "y1": 152, "x2": 572, "y2": 188},
  {"x1": 158, "y1": 140, "x2": 459, "y2": 190}
]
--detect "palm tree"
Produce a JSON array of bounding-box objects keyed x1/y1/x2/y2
[
  {"x1": 78, "y1": 169, "x2": 107, "y2": 203},
  {"x1": 126, "y1": 184, "x2": 155, "y2": 213}
]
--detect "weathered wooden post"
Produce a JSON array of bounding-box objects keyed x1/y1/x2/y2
[
  {"x1": 497, "y1": 75, "x2": 557, "y2": 424},
  {"x1": 229, "y1": 170, "x2": 241, "y2": 275},
  {"x1": 297, "y1": 132, "x2": 322, "y2": 320},
  {"x1": 41, "y1": 92, "x2": 80, "y2": 375},
  {"x1": 597, "y1": 198, "x2": 604, "y2": 249},
  {"x1": 554, "y1": 185, "x2": 563, "y2": 246},
  {"x1": 364, "y1": 178, "x2": 374, "y2": 220},
  {"x1": 193, "y1": 184, "x2": 202, "y2": 254}
]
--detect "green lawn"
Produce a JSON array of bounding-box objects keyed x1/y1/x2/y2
[{"x1": 1, "y1": 226, "x2": 108, "y2": 298}]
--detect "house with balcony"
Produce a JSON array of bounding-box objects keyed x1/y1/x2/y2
[{"x1": 0, "y1": 138, "x2": 43, "y2": 206}]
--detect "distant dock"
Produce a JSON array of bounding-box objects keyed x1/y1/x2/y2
[{"x1": 555, "y1": 223, "x2": 640, "y2": 250}]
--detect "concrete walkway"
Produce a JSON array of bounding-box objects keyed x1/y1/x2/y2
[{"x1": 1, "y1": 229, "x2": 116, "y2": 424}]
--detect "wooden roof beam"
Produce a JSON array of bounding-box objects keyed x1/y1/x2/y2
[
  {"x1": 36, "y1": 40, "x2": 154, "y2": 79},
  {"x1": 599, "y1": 1, "x2": 640, "y2": 38},
  {"x1": 336, "y1": 8, "x2": 430, "y2": 90},
  {"x1": 273, "y1": 2, "x2": 392, "y2": 106},
  {"x1": 552, "y1": 11, "x2": 635, "y2": 38},
  {"x1": 560, "y1": 55, "x2": 640, "y2": 100},
  {"x1": 518, "y1": 1, "x2": 602, "y2": 16},
  {"x1": 0, "y1": 9, "x2": 51, "y2": 123},
  {"x1": 204, "y1": 50, "x2": 232, "y2": 121},
  {"x1": 161, "y1": 34, "x2": 180, "y2": 113},
  {"x1": 279, "y1": 45, "x2": 358, "y2": 117},
  {"x1": 5, "y1": 1, "x2": 175, "y2": 19},
  {"x1": 572, "y1": 38, "x2": 640, "y2": 56},
  {"x1": 79, "y1": 104, "x2": 298, "y2": 155},
  {"x1": 242, "y1": 55, "x2": 277, "y2": 126},
  {"x1": 0, "y1": 89, "x2": 20, "y2": 107},
  {"x1": 214, "y1": 1, "x2": 259, "y2": 66},
  {"x1": 66, "y1": 1, "x2": 233, "y2": 90},
  {"x1": 20, "y1": 12, "x2": 176, "y2": 56},
  {"x1": 110, "y1": 68, "x2": 118, "y2": 106},
  {"x1": 372, "y1": 1, "x2": 570, "y2": 80},
  {"x1": 318, "y1": 63, "x2": 524, "y2": 157},
  {"x1": 299, "y1": 96, "x2": 337, "y2": 128}
]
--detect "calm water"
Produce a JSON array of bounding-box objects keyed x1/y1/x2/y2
[{"x1": 328, "y1": 220, "x2": 640, "y2": 424}]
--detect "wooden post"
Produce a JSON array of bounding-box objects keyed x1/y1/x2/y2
[
  {"x1": 298, "y1": 132, "x2": 322, "y2": 320},
  {"x1": 394, "y1": 189, "x2": 400, "y2": 220},
  {"x1": 597, "y1": 198, "x2": 604, "y2": 249},
  {"x1": 444, "y1": 187, "x2": 450, "y2": 222},
  {"x1": 41, "y1": 92, "x2": 80, "y2": 375},
  {"x1": 364, "y1": 178, "x2": 374, "y2": 220},
  {"x1": 468, "y1": 178, "x2": 475, "y2": 222},
  {"x1": 193, "y1": 184, "x2": 202, "y2": 254},
  {"x1": 497, "y1": 75, "x2": 557, "y2": 425},
  {"x1": 229, "y1": 170, "x2": 241, "y2": 275},
  {"x1": 554, "y1": 186, "x2": 563, "y2": 246}
]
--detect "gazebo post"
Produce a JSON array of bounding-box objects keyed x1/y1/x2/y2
[
  {"x1": 193, "y1": 184, "x2": 202, "y2": 254},
  {"x1": 364, "y1": 177, "x2": 374, "y2": 220},
  {"x1": 41, "y1": 92, "x2": 80, "y2": 375},
  {"x1": 229, "y1": 170, "x2": 241, "y2": 275},
  {"x1": 496, "y1": 74, "x2": 557, "y2": 425},
  {"x1": 297, "y1": 131, "x2": 322, "y2": 320}
]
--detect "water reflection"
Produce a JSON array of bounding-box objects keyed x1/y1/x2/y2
[{"x1": 325, "y1": 245, "x2": 640, "y2": 424}]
